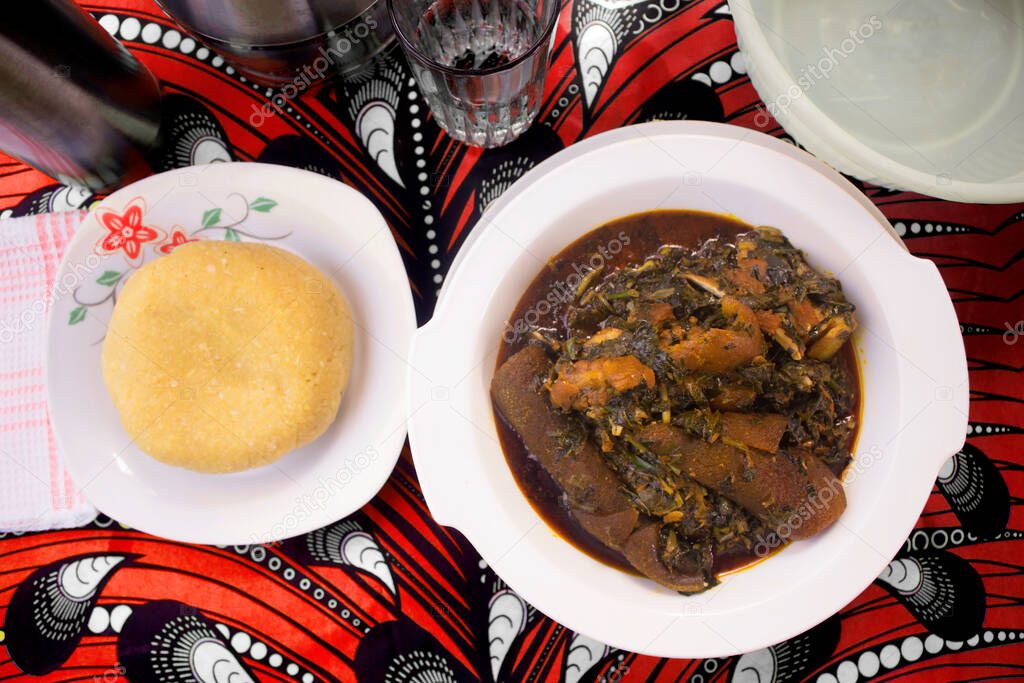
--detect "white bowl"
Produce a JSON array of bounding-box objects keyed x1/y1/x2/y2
[
  {"x1": 406, "y1": 122, "x2": 968, "y2": 657},
  {"x1": 46, "y1": 163, "x2": 416, "y2": 544},
  {"x1": 732, "y1": 0, "x2": 1024, "y2": 203}
]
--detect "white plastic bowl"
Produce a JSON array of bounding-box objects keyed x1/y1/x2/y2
[
  {"x1": 406, "y1": 122, "x2": 968, "y2": 657},
  {"x1": 732, "y1": 0, "x2": 1024, "y2": 203}
]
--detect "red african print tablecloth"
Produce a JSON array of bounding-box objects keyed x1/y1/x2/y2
[{"x1": 1, "y1": 1, "x2": 1022, "y2": 681}]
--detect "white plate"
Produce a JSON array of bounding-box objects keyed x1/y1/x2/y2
[
  {"x1": 407, "y1": 122, "x2": 968, "y2": 657},
  {"x1": 732, "y1": 0, "x2": 1024, "y2": 203},
  {"x1": 46, "y1": 163, "x2": 416, "y2": 545}
]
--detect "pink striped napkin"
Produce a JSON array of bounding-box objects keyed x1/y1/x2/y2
[{"x1": 0, "y1": 210, "x2": 96, "y2": 531}]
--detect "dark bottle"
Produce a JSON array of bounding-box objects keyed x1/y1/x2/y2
[{"x1": 0, "y1": 0, "x2": 161, "y2": 193}]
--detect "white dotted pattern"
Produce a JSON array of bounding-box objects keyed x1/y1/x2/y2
[
  {"x1": 857, "y1": 651, "x2": 880, "y2": 677},
  {"x1": 109, "y1": 604, "x2": 132, "y2": 633},
  {"x1": 836, "y1": 660, "x2": 858, "y2": 683},
  {"x1": 119, "y1": 17, "x2": 141, "y2": 40},
  {"x1": 87, "y1": 606, "x2": 110, "y2": 634},
  {"x1": 817, "y1": 631, "x2": 1024, "y2": 682},
  {"x1": 893, "y1": 220, "x2": 971, "y2": 237},
  {"x1": 141, "y1": 22, "x2": 161, "y2": 43},
  {"x1": 691, "y1": 51, "x2": 748, "y2": 88},
  {"x1": 162, "y1": 29, "x2": 181, "y2": 49},
  {"x1": 406, "y1": 94, "x2": 442, "y2": 291},
  {"x1": 967, "y1": 423, "x2": 1013, "y2": 435},
  {"x1": 231, "y1": 631, "x2": 251, "y2": 653}
]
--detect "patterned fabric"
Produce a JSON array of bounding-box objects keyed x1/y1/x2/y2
[{"x1": 0, "y1": 0, "x2": 1022, "y2": 680}]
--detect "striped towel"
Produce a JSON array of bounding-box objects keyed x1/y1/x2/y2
[{"x1": 0, "y1": 211, "x2": 95, "y2": 531}]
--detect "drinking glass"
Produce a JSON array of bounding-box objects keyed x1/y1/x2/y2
[
  {"x1": 388, "y1": 0, "x2": 560, "y2": 147},
  {"x1": 155, "y1": 0, "x2": 395, "y2": 86}
]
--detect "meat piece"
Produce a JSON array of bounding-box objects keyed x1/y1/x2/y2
[
  {"x1": 573, "y1": 508, "x2": 640, "y2": 549},
  {"x1": 621, "y1": 523, "x2": 712, "y2": 593},
  {"x1": 637, "y1": 302, "x2": 675, "y2": 328},
  {"x1": 492, "y1": 348, "x2": 722, "y2": 592},
  {"x1": 735, "y1": 235, "x2": 771, "y2": 283},
  {"x1": 736, "y1": 234, "x2": 759, "y2": 259},
  {"x1": 636, "y1": 423, "x2": 845, "y2": 539},
  {"x1": 720, "y1": 412, "x2": 788, "y2": 453},
  {"x1": 709, "y1": 383, "x2": 757, "y2": 411},
  {"x1": 663, "y1": 297, "x2": 765, "y2": 373},
  {"x1": 672, "y1": 410, "x2": 786, "y2": 452},
  {"x1": 723, "y1": 265, "x2": 766, "y2": 294},
  {"x1": 739, "y1": 252, "x2": 770, "y2": 285},
  {"x1": 665, "y1": 329, "x2": 759, "y2": 374},
  {"x1": 491, "y1": 347, "x2": 637, "y2": 547},
  {"x1": 787, "y1": 298, "x2": 826, "y2": 338},
  {"x1": 549, "y1": 355, "x2": 656, "y2": 410}
]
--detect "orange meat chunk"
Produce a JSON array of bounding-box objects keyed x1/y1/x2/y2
[{"x1": 549, "y1": 356, "x2": 656, "y2": 410}]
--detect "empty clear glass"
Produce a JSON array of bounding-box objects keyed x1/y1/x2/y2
[{"x1": 388, "y1": 0, "x2": 559, "y2": 147}]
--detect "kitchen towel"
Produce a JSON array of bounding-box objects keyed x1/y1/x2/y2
[{"x1": 0, "y1": 210, "x2": 95, "y2": 531}]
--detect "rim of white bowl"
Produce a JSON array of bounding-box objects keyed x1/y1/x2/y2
[{"x1": 730, "y1": 0, "x2": 1024, "y2": 204}]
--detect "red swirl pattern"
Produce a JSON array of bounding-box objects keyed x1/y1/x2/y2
[{"x1": 0, "y1": 1, "x2": 1022, "y2": 681}]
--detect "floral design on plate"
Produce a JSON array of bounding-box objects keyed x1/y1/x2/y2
[
  {"x1": 96, "y1": 198, "x2": 163, "y2": 259},
  {"x1": 190, "y1": 193, "x2": 284, "y2": 243},
  {"x1": 68, "y1": 192, "x2": 284, "y2": 328},
  {"x1": 158, "y1": 228, "x2": 198, "y2": 254}
]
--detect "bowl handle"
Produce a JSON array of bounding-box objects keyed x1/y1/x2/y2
[
  {"x1": 405, "y1": 318, "x2": 470, "y2": 531},
  {"x1": 881, "y1": 255, "x2": 969, "y2": 470}
]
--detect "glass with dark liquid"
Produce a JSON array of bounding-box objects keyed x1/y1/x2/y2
[
  {"x1": 155, "y1": 0, "x2": 395, "y2": 86},
  {"x1": 388, "y1": 0, "x2": 559, "y2": 147}
]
